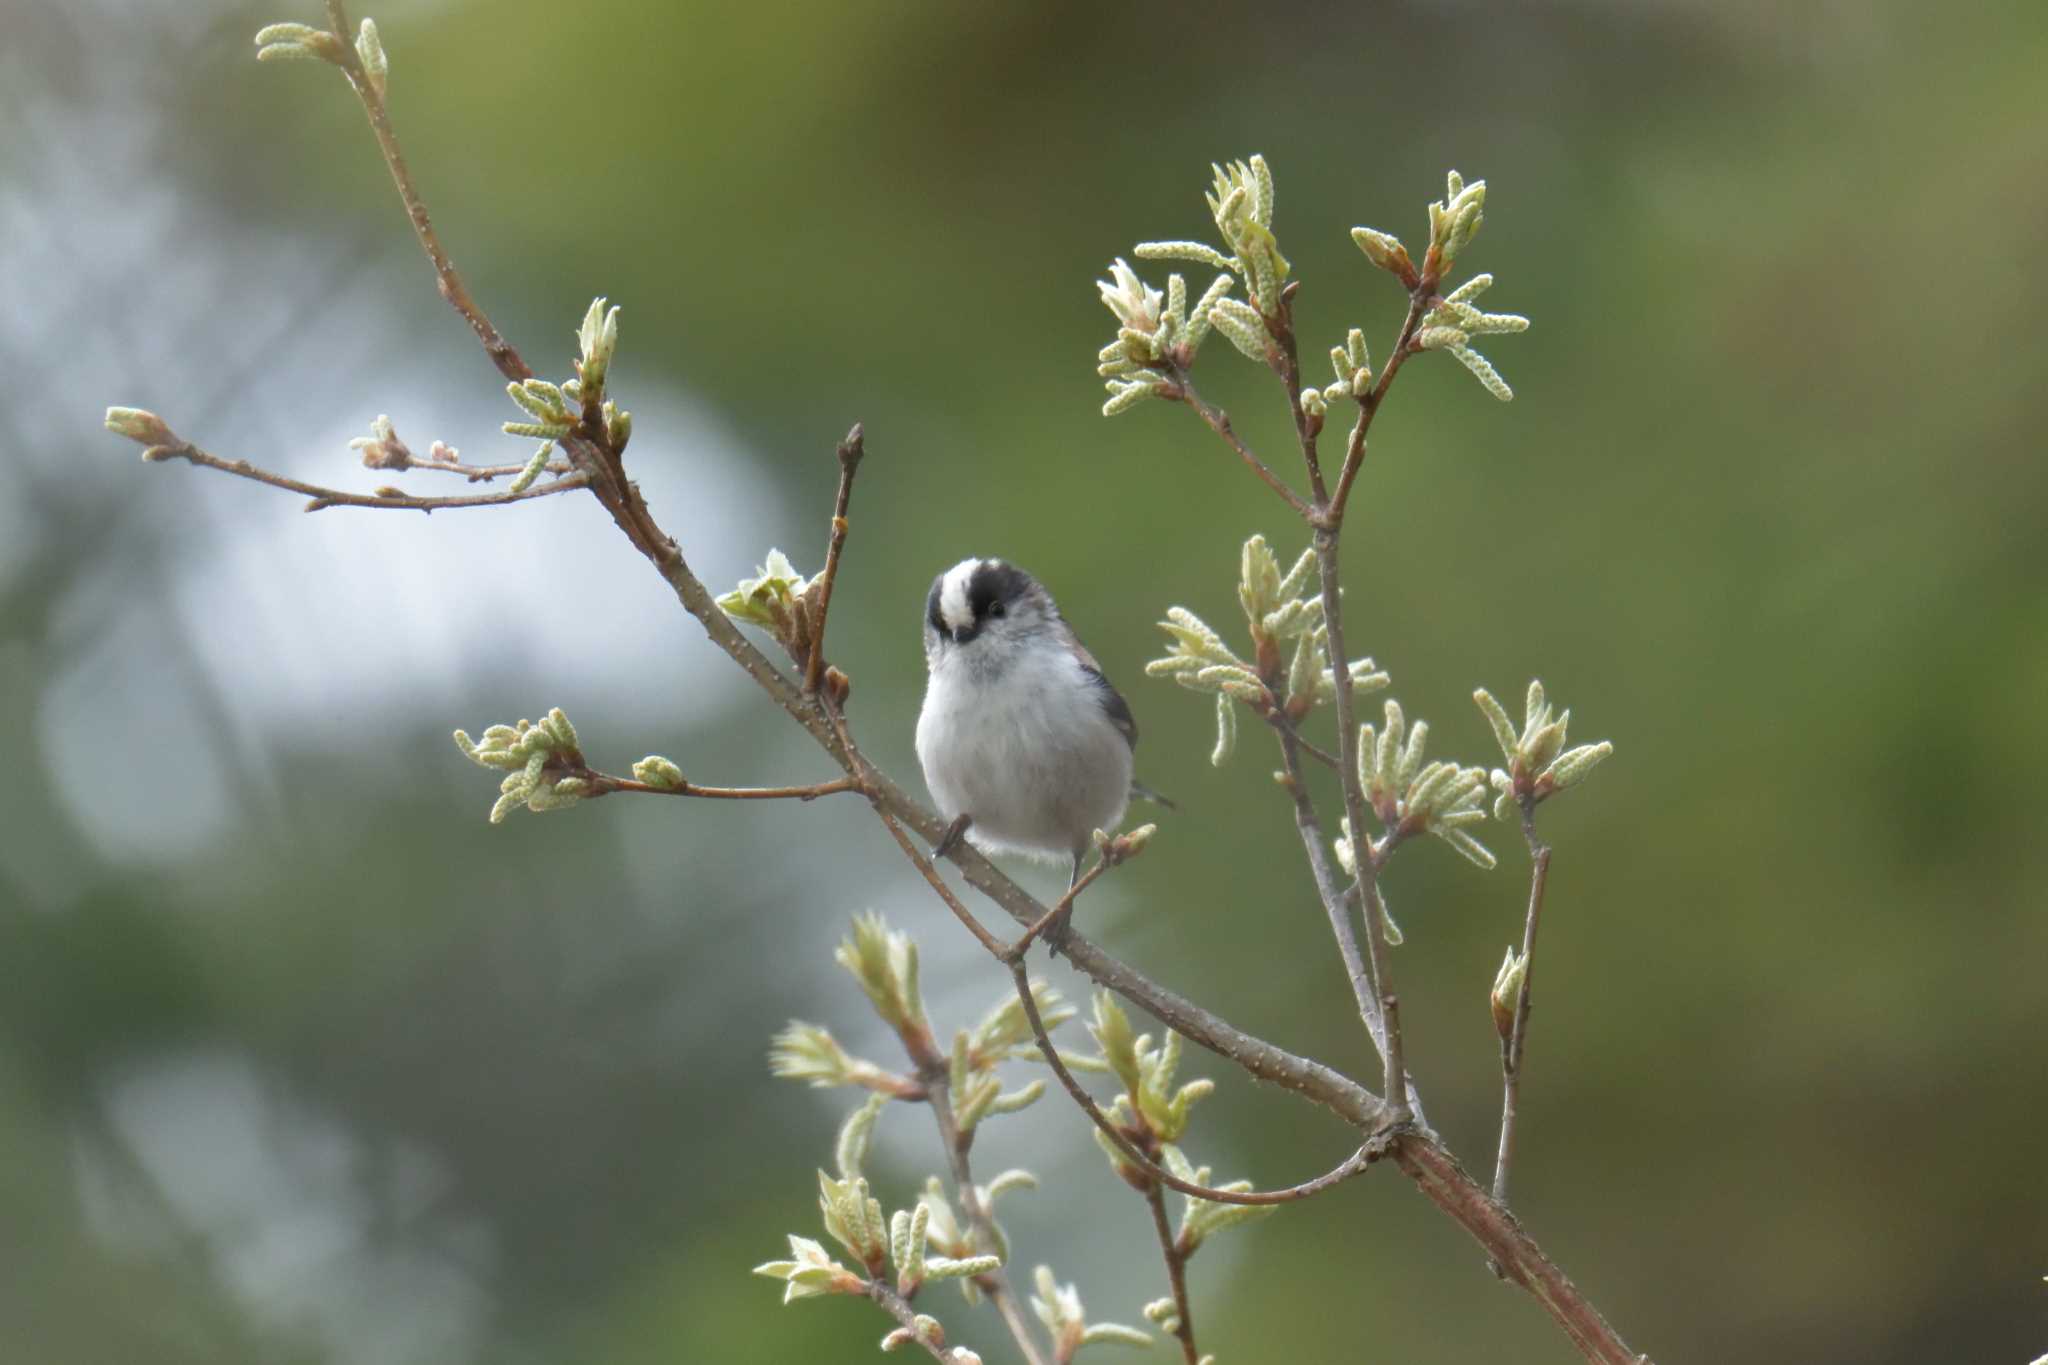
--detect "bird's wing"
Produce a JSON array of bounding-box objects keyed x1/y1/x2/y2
[{"x1": 1068, "y1": 638, "x2": 1138, "y2": 751}]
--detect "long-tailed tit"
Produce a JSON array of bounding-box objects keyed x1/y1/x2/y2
[{"x1": 916, "y1": 558, "x2": 1157, "y2": 893}]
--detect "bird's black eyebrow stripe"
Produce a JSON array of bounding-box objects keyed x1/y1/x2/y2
[{"x1": 966, "y1": 561, "x2": 1032, "y2": 619}]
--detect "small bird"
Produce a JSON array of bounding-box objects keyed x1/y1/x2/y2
[{"x1": 915, "y1": 558, "x2": 1148, "y2": 893}]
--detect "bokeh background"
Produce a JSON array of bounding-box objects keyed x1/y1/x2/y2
[{"x1": 5, "y1": 1, "x2": 2045, "y2": 1361}]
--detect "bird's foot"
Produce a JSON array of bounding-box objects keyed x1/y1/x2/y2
[
  {"x1": 1041, "y1": 903, "x2": 1076, "y2": 958},
  {"x1": 932, "y1": 813, "x2": 973, "y2": 861}
]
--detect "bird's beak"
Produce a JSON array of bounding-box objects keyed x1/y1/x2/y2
[{"x1": 951, "y1": 625, "x2": 975, "y2": 645}]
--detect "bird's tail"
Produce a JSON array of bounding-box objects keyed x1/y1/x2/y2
[{"x1": 1128, "y1": 779, "x2": 1178, "y2": 812}]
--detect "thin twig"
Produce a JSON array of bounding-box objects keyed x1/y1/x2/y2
[
  {"x1": 404, "y1": 454, "x2": 576, "y2": 482},
  {"x1": 1010, "y1": 961, "x2": 1373, "y2": 1207},
  {"x1": 1167, "y1": 374, "x2": 1314, "y2": 519},
  {"x1": 1292, "y1": 731, "x2": 1343, "y2": 770},
  {"x1": 323, "y1": 1, "x2": 530, "y2": 383},
  {"x1": 138, "y1": 437, "x2": 589, "y2": 512},
  {"x1": 1279, "y1": 276, "x2": 1434, "y2": 1117},
  {"x1": 1492, "y1": 801, "x2": 1552, "y2": 1207},
  {"x1": 1274, "y1": 733, "x2": 1382, "y2": 1052},
  {"x1": 1143, "y1": 1185, "x2": 1200, "y2": 1365},
  {"x1": 803, "y1": 423, "x2": 864, "y2": 695},
  {"x1": 924, "y1": 1070, "x2": 1052, "y2": 1365},
  {"x1": 866, "y1": 1279, "x2": 956, "y2": 1363},
  {"x1": 1001, "y1": 859, "x2": 1109, "y2": 963},
  {"x1": 868, "y1": 806, "x2": 1013, "y2": 960},
  {"x1": 1270, "y1": 282, "x2": 1331, "y2": 505},
  {"x1": 1315, "y1": 527, "x2": 1408, "y2": 1122},
  {"x1": 584, "y1": 771, "x2": 861, "y2": 801},
  {"x1": 1271, "y1": 727, "x2": 1432, "y2": 1132},
  {"x1": 1324, "y1": 288, "x2": 1434, "y2": 525}
]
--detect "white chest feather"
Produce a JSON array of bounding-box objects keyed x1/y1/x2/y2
[{"x1": 915, "y1": 644, "x2": 1133, "y2": 861}]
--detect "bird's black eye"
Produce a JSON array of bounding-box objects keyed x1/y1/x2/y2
[{"x1": 988, "y1": 602, "x2": 1006, "y2": 618}]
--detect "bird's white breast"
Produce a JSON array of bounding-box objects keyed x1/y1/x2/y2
[{"x1": 915, "y1": 642, "x2": 1132, "y2": 862}]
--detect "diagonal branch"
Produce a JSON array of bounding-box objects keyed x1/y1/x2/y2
[
  {"x1": 1000, "y1": 858, "x2": 1110, "y2": 963},
  {"x1": 1393, "y1": 1134, "x2": 1642, "y2": 1365},
  {"x1": 1165, "y1": 372, "x2": 1313, "y2": 519}
]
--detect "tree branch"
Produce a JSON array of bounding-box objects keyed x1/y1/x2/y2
[
  {"x1": 1393, "y1": 1133, "x2": 1642, "y2": 1365},
  {"x1": 1270, "y1": 282, "x2": 1331, "y2": 505},
  {"x1": 866, "y1": 1279, "x2": 956, "y2": 1363},
  {"x1": 803, "y1": 424, "x2": 864, "y2": 696},
  {"x1": 1143, "y1": 1185, "x2": 1200, "y2": 1365},
  {"x1": 1324, "y1": 287, "x2": 1433, "y2": 526},
  {"x1": 866, "y1": 807, "x2": 1014, "y2": 961},
  {"x1": 398, "y1": 452, "x2": 575, "y2": 482},
  {"x1": 323, "y1": 0, "x2": 529, "y2": 384},
  {"x1": 1000, "y1": 857, "x2": 1111, "y2": 963},
  {"x1": 1244, "y1": 272, "x2": 1437, "y2": 1122},
  {"x1": 582, "y1": 770, "x2": 861, "y2": 802},
  {"x1": 130, "y1": 433, "x2": 589, "y2": 513},
  {"x1": 133, "y1": 32, "x2": 1655, "y2": 1360},
  {"x1": 1492, "y1": 801, "x2": 1552, "y2": 1206},
  {"x1": 1273, "y1": 724, "x2": 1423, "y2": 1117},
  {"x1": 1311, "y1": 455, "x2": 1408, "y2": 1123},
  {"x1": 249, "y1": 0, "x2": 1407, "y2": 1154}
]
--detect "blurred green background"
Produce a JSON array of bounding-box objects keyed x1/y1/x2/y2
[{"x1": 5, "y1": 1, "x2": 2045, "y2": 1361}]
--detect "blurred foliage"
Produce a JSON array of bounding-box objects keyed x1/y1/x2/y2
[{"x1": 4, "y1": 1, "x2": 2047, "y2": 1363}]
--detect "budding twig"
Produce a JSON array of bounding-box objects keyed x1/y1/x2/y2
[
  {"x1": 867, "y1": 1279, "x2": 956, "y2": 1363},
  {"x1": 404, "y1": 453, "x2": 576, "y2": 483},
  {"x1": 803, "y1": 424, "x2": 864, "y2": 696},
  {"x1": 1269, "y1": 283, "x2": 1332, "y2": 507},
  {"x1": 127, "y1": 432, "x2": 589, "y2": 513},
  {"x1": 1286, "y1": 279, "x2": 1435, "y2": 1116},
  {"x1": 1492, "y1": 800, "x2": 1552, "y2": 1208},
  {"x1": 1324, "y1": 287, "x2": 1434, "y2": 526},
  {"x1": 1001, "y1": 859, "x2": 1111, "y2": 963},
  {"x1": 322, "y1": 1, "x2": 528, "y2": 383},
  {"x1": 1316, "y1": 522, "x2": 1409, "y2": 1122}
]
